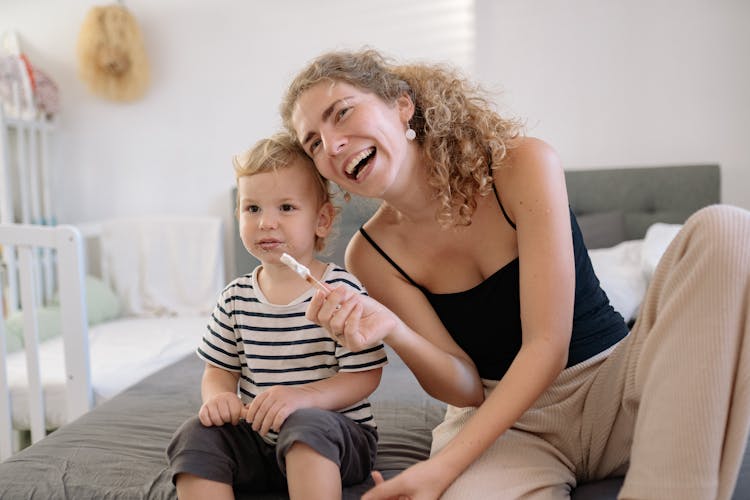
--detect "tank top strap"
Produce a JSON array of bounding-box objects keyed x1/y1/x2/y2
[
  {"x1": 492, "y1": 183, "x2": 517, "y2": 230},
  {"x1": 487, "y1": 154, "x2": 516, "y2": 230},
  {"x1": 358, "y1": 227, "x2": 421, "y2": 287}
]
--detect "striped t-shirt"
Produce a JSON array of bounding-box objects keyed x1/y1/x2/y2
[{"x1": 197, "y1": 262, "x2": 388, "y2": 444}]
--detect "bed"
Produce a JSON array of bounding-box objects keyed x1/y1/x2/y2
[
  {"x1": 0, "y1": 215, "x2": 224, "y2": 454},
  {"x1": 2, "y1": 163, "x2": 748, "y2": 499}
]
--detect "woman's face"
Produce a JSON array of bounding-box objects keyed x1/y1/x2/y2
[{"x1": 291, "y1": 80, "x2": 414, "y2": 199}]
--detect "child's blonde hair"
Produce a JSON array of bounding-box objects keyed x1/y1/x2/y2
[{"x1": 233, "y1": 132, "x2": 337, "y2": 252}]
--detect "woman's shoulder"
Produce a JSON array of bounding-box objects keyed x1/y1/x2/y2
[
  {"x1": 344, "y1": 206, "x2": 400, "y2": 277},
  {"x1": 504, "y1": 136, "x2": 559, "y2": 167},
  {"x1": 497, "y1": 137, "x2": 561, "y2": 182},
  {"x1": 345, "y1": 210, "x2": 383, "y2": 268},
  {"x1": 494, "y1": 136, "x2": 565, "y2": 213}
]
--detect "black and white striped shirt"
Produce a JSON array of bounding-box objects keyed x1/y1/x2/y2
[{"x1": 197, "y1": 263, "x2": 388, "y2": 443}]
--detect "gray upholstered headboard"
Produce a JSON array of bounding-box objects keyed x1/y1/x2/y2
[
  {"x1": 233, "y1": 164, "x2": 721, "y2": 275},
  {"x1": 565, "y1": 164, "x2": 720, "y2": 242}
]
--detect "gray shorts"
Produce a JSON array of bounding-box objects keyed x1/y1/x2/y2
[{"x1": 166, "y1": 407, "x2": 378, "y2": 494}]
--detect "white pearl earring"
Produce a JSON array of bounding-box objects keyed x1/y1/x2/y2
[{"x1": 405, "y1": 127, "x2": 416, "y2": 141}]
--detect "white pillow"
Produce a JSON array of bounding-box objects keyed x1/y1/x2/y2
[
  {"x1": 588, "y1": 222, "x2": 684, "y2": 323},
  {"x1": 588, "y1": 240, "x2": 647, "y2": 322},
  {"x1": 641, "y1": 223, "x2": 683, "y2": 281},
  {"x1": 100, "y1": 216, "x2": 225, "y2": 316}
]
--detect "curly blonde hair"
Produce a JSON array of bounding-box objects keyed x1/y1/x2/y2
[
  {"x1": 280, "y1": 49, "x2": 523, "y2": 227},
  {"x1": 233, "y1": 132, "x2": 337, "y2": 252}
]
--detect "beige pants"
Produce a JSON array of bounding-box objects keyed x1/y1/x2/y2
[{"x1": 431, "y1": 205, "x2": 750, "y2": 500}]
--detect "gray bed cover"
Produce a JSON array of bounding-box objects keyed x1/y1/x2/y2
[{"x1": 3, "y1": 164, "x2": 747, "y2": 499}]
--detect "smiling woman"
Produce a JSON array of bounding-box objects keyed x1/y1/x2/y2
[
  {"x1": 283, "y1": 51, "x2": 523, "y2": 227},
  {"x1": 290, "y1": 83, "x2": 414, "y2": 201},
  {"x1": 279, "y1": 48, "x2": 750, "y2": 500}
]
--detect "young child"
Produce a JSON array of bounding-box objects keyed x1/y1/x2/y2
[{"x1": 166, "y1": 132, "x2": 388, "y2": 500}]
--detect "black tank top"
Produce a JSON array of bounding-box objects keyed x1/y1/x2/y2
[{"x1": 358, "y1": 187, "x2": 628, "y2": 380}]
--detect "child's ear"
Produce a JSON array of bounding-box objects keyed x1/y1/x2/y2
[{"x1": 315, "y1": 201, "x2": 335, "y2": 238}]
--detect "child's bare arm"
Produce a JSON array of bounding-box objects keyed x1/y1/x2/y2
[
  {"x1": 246, "y1": 368, "x2": 383, "y2": 436},
  {"x1": 199, "y1": 363, "x2": 243, "y2": 427}
]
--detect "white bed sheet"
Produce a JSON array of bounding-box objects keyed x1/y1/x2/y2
[
  {"x1": 6, "y1": 315, "x2": 206, "y2": 430},
  {"x1": 588, "y1": 222, "x2": 683, "y2": 323},
  {"x1": 589, "y1": 240, "x2": 647, "y2": 323}
]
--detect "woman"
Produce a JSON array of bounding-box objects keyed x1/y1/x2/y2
[{"x1": 280, "y1": 49, "x2": 750, "y2": 499}]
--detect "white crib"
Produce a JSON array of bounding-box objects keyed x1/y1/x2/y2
[
  {"x1": 0, "y1": 224, "x2": 91, "y2": 460},
  {"x1": 0, "y1": 110, "x2": 57, "y2": 315},
  {"x1": 0, "y1": 216, "x2": 224, "y2": 460},
  {"x1": 1, "y1": 53, "x2": 222, "y2": 459}
]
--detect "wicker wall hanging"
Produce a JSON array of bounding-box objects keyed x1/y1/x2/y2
[{"x1": 77, "y1": 3, "x2": 149, "y2": 102}]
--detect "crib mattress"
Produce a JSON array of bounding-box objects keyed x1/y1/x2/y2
[{"x1": 6, "y1": 315, "x2": 206, "y2": 430}]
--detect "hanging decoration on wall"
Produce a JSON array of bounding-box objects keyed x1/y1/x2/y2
[
  {"x1": 0, "y1": 31, "x2": 60, "y2": 119},
  {"x1": 76, "y1": 3, "x2": 150, "y2": 102}
]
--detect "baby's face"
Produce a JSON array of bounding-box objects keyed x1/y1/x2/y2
[{"x1": 237, "y1": 160, "x2": 327, "y2": 265}]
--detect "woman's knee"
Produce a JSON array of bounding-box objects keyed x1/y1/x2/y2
[
  {"x1": 686, "y1": 205, "x2": 750, "y2": 243},
  {"x1": 682, "y1": 204, "x2": 750, "y2": 269}
]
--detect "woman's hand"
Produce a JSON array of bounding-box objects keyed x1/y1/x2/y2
[
  {"x1": 363, "y1": 460, "x2": 452, "y2": 500},
  {"x1": 307, "y1": 285, "x2": 398, "y2": 351}
]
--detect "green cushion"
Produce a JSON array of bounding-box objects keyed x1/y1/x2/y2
[
  {"x1": 4, "y1": 306, "x2": 63, "y2": 353},
  {"x1": 78, "y1": 275, "x2": 122, "y2": 325},
  {"x1": 3, "y1": 275, "x2": 121, "y2": 354}
]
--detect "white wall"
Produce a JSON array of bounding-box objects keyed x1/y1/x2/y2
[
  {"x1": 2, "y1": 0, "x2": 748, "y2": 273},
  {"x1": 476, "y1": 0, "x2": 750, "y2": 210},
  {"x1": 1, "y1": 0, "x2": 474, "y2": 274}
]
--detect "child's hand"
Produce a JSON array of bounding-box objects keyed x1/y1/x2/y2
[
  {"x1": 244, "y1": 385, "x2": 317, "y2": 436},
  {"x1": 307, "y1": 286, "x2": 398, "y2": 352},
  {"x1": 198, "y1": 392, "x2": 245, "y2": 427}
]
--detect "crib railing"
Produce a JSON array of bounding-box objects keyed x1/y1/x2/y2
[
  {"x1": 1, "y1": 111, "x2": 57, "y2": 314},
  {"x1": 0, "y1": 224, "x2": 92, "y2": 460}
]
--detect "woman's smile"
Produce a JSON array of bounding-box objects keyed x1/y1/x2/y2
[{"x1": 344, "y1": 146, "x2": 376, "y2": 180}]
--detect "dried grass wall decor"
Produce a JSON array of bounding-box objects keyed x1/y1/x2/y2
[{"x1": 77, "y1": 4, "x2": 149, "y2": 102}]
